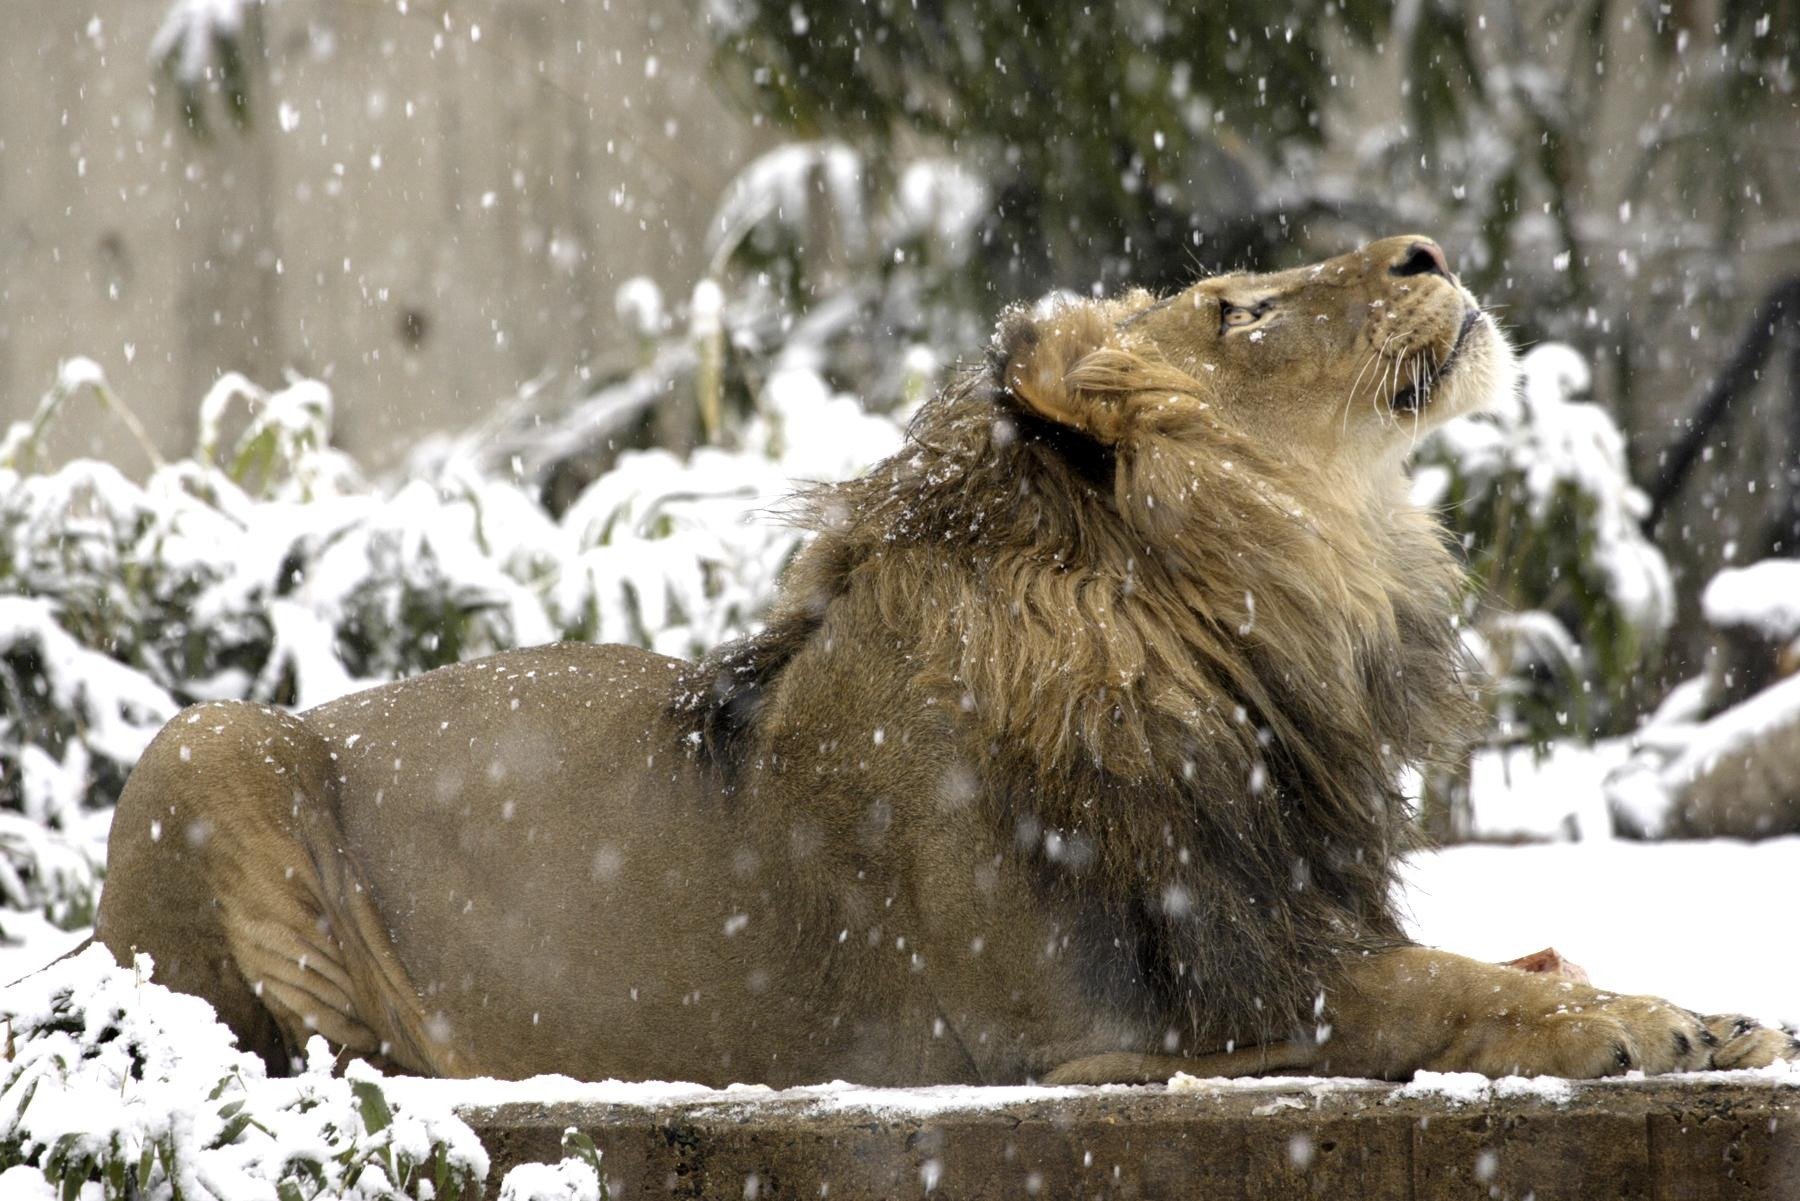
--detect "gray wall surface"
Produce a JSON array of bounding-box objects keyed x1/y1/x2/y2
[{"x1": 1, "y1": 0, "x2": 767, "y2": 472}]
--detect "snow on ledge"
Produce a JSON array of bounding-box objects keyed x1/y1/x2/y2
[
  {"x1": 385, "y1": 1075, "x2": 1097, "y2": 1118},
  {"x1": 384, "y1": 1062, "x2": 1799, "y2": 1121},
  {"x1": 1395, "y1": 1071, "x2": 1577, "y2": 1105}
]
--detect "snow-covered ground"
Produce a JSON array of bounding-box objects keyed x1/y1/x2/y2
[{"x1": 1401, "y1": 838, "x2": 1800, "y2": 1028}]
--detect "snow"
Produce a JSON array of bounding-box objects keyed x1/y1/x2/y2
[
  {"x1": 711, "y1": 142, "x2": 866, "y2": 258},
  {"x1": 151, "y1": 0, "x2": 259, "y2": 84},
  {"x1": 688, "y1": 279, "x2": 725, "y2": 337},
  {"x1": 1465, "y1": 738, "x2": 1634, "y2": 841},
  {"x1": 1394, "y1": 1072, "x2": 1576, "y2": 1105},
  {"x1": 891, "y1": 160, "x2": 990, "y2": 263},
  {"x1": 1702, "y1": 559, "x2": 1800, "y2": 640},
  {"x1": 384, "y1": 1076, "x2": 1098, "y2": 1120},
  {"x1": 1417, "y1": 342, "x2": 1673, "y2": 635},
  {"x1": 548, "y1": 369, "x2": 903, "y2": 658},
  {"x1": 1400, "y1": 838, "x2": 1800, "y2": 1027},
  {"x1": 499, "y1": 1156, "x2": 603, "y2": 1201},
  {"x1": 1602, "y1": 671, "x2": 1800, "y2": 839},
  {"x1": 0, "y1": 909, "x2": 87, "y2": 981},
  {"x1": 0, "y1": 945, "x2": 490, "y2": 1199},
  {"x1": 0, "y1": 596, "x2": 179, "y2": 766},
  {"x1": 0, "y1": 808, "x2": 106, "y2": 931},
  {"x1": 613, "y1": 277, "x2": 666, "y2": 339},
  {"x1": 55, "y1": 357, "x2": 108, "y2": 393},
  {"x1": 795, "y1": 1083, "x2": 1087, "y2": 1115},
  {"x1": 1168, "y1": 1074, "x2": 1366, "y2": 1097}
]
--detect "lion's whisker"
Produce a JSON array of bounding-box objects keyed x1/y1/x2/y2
[
  {"x1": 1406, "y1": 358, "x2": 1425, "y2": 450},
  {"x1": 1343, "y1": 349, "x2": 1382, "y2": 434},
  {"x1": 1376, "y1": 334, "x2": 1404, "y2": 425}
]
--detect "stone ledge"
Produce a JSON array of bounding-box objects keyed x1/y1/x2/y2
[{"x1": 457, "y1": 1072, "x2": 1800, "y2": 1199}]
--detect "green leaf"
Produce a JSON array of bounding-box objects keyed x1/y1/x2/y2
[
  {"x1": 434, "y1": 1146, "x2": 452, "y2": 1199},
  {"x1": 562, "y1": 1128, "x2": 602, "y2": 1173},
  {"x1": 349, "y1": 1077, "x2": 393, "y2": 1134},
  {"x1": 215, "y1": 1113, "x2": 252, "y2": 1146}
]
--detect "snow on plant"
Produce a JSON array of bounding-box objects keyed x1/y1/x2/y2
[
  {"x1": 1701, "y1": 559, "x2": 1800, "y2": 646},
  {"x1": 1606, "y1": 669, "x2": 1800, "y2": 840},
  {"x1": 150, "y1": 0, "x2": 271, "y2": 135},
  {"x1": 152, "y1": 0, "x2": 263, "y2": 86},
  {"x1": 890, "y1": 159, "x2": 989, "y2": 266},
  {"x1": 1414, "y1": 342, "x2": 1673, "y2": 745},
  {"x1": 0, "y1": 594, "x2": 171, "y2": 926},
  {"x1": 550, "y1": 365, "x2": 903, "y2": 660},
  {"x1": 496, "y1": 1131, "x2": 605, "y2": 1201},
  {"x1": 0, "y1": 944, "x2": 489, "y2": 1200},
  {"x1": 712, "y1": 142, "x2": 869, "y2": 272},
  {"x1": 1599, "y1": 557, "x2": 1800, "y2": 839},
  {"x1": 0, "y1": 809, "x2": 105, "y2": 934}
]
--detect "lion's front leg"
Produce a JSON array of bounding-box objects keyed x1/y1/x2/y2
[{"x1": 1317, "y1": 946, "x2": 1729, "y2": 1079}]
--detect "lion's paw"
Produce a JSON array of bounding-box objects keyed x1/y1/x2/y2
[
  {"x1": 1701, "y1": 1014, "x2": 1800, "y2": 1070},
  {"x1": 1443, "y1": 990, "x2": 1716, "y2": 1079},
  {"x1": 1534, "y1": 994, "x2": 1716, "y2": 1077}
]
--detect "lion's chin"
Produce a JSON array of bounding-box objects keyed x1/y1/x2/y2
[{"x1": 1395, "y1": 309, "x2": 1515, "y2": 425}]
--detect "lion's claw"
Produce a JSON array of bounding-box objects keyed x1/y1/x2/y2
[{"x1": 1701, "y1": 1014, "x2": 1800, "y2": 1070}]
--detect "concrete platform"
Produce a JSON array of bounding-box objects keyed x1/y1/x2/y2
[{"x1": 458, "y1": 1072, "x2": 1800, "y2": 1199}]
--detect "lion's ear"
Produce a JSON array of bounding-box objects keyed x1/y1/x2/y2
[{"x1": 996, "y1": 304, "x2": 1133, "y2": 444}]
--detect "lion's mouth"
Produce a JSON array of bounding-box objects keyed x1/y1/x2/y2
[{"x1": 1392, "y1": 308, "x2": 1482, "y2": 413}]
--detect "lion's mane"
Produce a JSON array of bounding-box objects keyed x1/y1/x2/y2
[{"x1": 679, "y1": 310, "x2": 1476, "y2": 1048}]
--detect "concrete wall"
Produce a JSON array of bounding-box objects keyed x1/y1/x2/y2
[
  {"x1": 467, "y1": 1075, "x2": 1800, "y2": 1199},
  {"x1": 0, "y1": 0, "x2": 767, "y2": 471}
]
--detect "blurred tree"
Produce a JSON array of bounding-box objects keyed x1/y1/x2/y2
[
  {"x1": 697, "y1": 0, "x2": 1445, "y2": 293},
  {"x1": 699, "y1": 0, "x2": 1798, "y2": 367}
]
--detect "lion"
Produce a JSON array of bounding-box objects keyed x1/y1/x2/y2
[{"x1": 94, "y1": 236, "x2": 1795, "y2": 1085}]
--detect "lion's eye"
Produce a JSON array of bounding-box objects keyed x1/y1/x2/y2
[{"x1": 1220, "y1": 300, "x2": 1273, "y2": 333}]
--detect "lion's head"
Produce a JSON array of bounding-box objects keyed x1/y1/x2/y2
[{"x1": 1000, "y1": 235, "x2": 1512, "y2": 497}]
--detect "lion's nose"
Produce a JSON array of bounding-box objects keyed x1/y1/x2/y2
[{"x1": 1390, "y1": 240, "x2": 1452, "y2": 280}]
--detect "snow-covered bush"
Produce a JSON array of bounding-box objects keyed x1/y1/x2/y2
[
  {"x1": 1604, "y1": 558, "x2": 1800, "y2": 840},
  {"x1": 1415, "y1": 343, "x2": 1674, "y2": 747},
  {"x1": 0, "y1": 945, "x2": 488, "y2": 1200},
  {"x1": 549, "y1": 364, "x2": 902, "y2": 659}
]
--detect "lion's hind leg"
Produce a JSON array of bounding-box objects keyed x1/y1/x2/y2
[{"x1": 97, "y1": 702, "x2": 446, "y2": 1075}]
